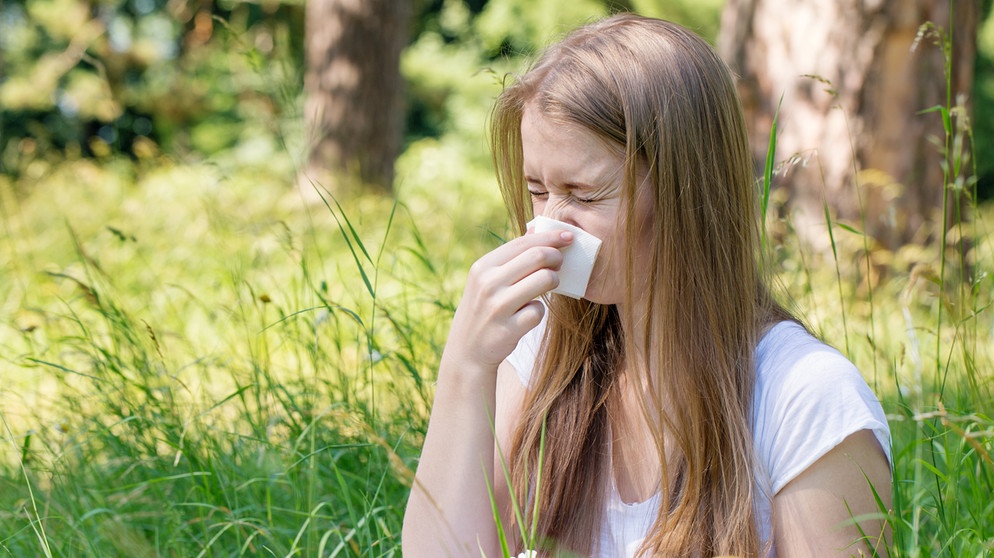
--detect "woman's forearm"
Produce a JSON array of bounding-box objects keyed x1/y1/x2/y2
[{"x1": 402, "y1": 353, "x2": 500, "y2": 557}]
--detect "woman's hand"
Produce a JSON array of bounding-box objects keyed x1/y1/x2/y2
[{"x1": 443, "y1": 229, "x2": 573, "y2": 373}]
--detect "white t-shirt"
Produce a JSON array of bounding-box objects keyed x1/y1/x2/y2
[{"x1": 505, "y1": 318, "x2": 892, "y2": 557}]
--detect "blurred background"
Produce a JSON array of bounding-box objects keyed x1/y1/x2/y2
[{"x1": 2, "y1": 0, "x2": 991, "y2": 210}]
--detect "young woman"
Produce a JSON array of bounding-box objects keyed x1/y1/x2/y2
[{"x1": 403, "y1": 14, "x2": 891, "y2": 557}]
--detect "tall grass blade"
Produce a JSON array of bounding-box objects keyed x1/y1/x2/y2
[
  {"x1": 822, "y1": 201, "x2": 851, "y2": 355},
  {"x1": 484, "y1": 464, "x2": 512, "y2": 558},
  {"x1": 487, "y1": 407, "x2": 530, "y2": 554},
  {"x1": 1, "y1": 413, "x2": 53, "y2": 558},
  {"x1": 528, "y1": 419, "x2": 547, "y2": 551},
  {"x1": 307, "y1": 182, "x2": 376, "y2": 298},
  {"x1": 760, "y1": 94, "x2": 783, "y2": 252}
]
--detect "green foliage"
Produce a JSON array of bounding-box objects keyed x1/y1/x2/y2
[
  {"x1": 630, "y1": 0, "x2": 725, "y2": 40},
  {"x1": 472, "y1": 0, "x2": 611, "y2": 57},
  {"x1": 973, "y1": 0, "x2": 994, "y2": 199},
  {"x1": 401, "y1": 0, "x2": 725, "y2": 145},
  {"x1": 0, "y1": 0, "x2": 302, "y2": 175}
]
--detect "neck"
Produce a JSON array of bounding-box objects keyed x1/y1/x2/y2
[{"x1": 615, "y1": 292, "x2": 656, "y2": 385}]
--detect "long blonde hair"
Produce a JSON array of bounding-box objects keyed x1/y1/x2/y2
[{"x1": 491, "y1": 15, "x2": 791, "y2": 556}]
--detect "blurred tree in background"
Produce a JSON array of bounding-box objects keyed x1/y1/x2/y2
[
  {"x1": 720, "y1": 0, "x2": 984, "y2": 252},
  {"x1": 0, "y1": 0, "x2": 729, "y2": 186},
  {"x1": 301, "y1": 0, "x2": 410, "y2": 196}
]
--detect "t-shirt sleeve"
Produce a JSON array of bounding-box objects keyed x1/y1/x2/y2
[
  {"x1": 505, "y1": 312, "x2": 547, "y2": 389},
  {"x1": 753, "y1": 323, "x2": 892, "y2": 494}
]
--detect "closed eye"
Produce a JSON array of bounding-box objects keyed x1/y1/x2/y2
[
  {"x1": 528, "y1": 190, "x2": 598, "y2": 204},
  {"x1": 564, "y1": 182, "x2": 604, "y2": 204}
]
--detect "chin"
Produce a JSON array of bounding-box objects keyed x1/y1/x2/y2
[
  {"x1": 578, "y1": 288, "x2": 613, "y2": 306},
  {"x1": 577, "y1": 275, "x2": 619, "y2": 305}
]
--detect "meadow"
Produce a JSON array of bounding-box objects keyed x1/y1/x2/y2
[{"x1": 2, "y1": 12, "x2": 994, "y2": 558}]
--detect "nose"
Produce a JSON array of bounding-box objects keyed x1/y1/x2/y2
[{"x1": 542, "y1": 195, "x2": 577, "y2": 226}]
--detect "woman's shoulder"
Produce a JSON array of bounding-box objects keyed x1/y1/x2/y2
[
  {"x1": 753, "y1": 321, "x2": 878, "y2": 408},
  {"x1": 752, "y1": 321, "x2": 891, "y2": 493},
  {"x1": 755, "y1": 321, "x2": 843, "y2": 374}
]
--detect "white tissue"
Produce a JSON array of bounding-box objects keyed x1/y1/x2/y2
[{"x1": 527, "y1": 215, "x2": 603, "y2": 299}]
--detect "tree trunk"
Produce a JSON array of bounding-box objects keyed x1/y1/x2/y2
[
  {"x1": 302, "y1": 0, "x2": 411, "y2": 196},
  {"x1": 718, "y1": 0, "x2": 978, "y2": 253}
]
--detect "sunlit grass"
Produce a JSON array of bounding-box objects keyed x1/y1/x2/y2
[{"x1": 0, "y1": 142, "x2": 506, "y2": 556}]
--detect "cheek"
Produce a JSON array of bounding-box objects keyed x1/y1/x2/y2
[
  {"x1": 593, "y1": 232, "x2": 623, "y2": 277},
  {"x1": 531, "y1": 199, "x2": 546, "y2": 218},
  {"x1": 591, "y1": 224, "x2": 642, "y2": 285}
]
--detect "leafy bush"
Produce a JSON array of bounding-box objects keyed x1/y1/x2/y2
[{"x1": 0, "y1": 0, "x2": 303, "y2": 175}]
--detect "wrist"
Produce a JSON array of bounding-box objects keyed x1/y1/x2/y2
[
  {"x1": 439, "y1": 347, "x2": 497, "y2": 378},
  {"x1": 436, "y1": 349, "x2": 499, "y2": 396}
]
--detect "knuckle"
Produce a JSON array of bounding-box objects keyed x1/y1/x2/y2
[
  {"x1": 526, "y1": 247, "x2": 546, "y2": 266},
  {"x1": 476, "y1": 275, "x2": 500, "y2": 298},
  {"x1": 465, "y1": 267, "x2": 500, "y2": 300},
  {"x1": 524, "y1": 304, "x2": 545, "y2": 327},
  {"x1": 538, "y1": 268, "x2": 559, "y2": 289},
  {"x1": 468, "y1": 258, "x2": 487, "y2": 277},
  {"x1": 526, "y1": 246, "x2": 558, "y2": 267}
]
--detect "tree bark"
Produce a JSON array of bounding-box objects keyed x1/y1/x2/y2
[
  {"x1": 302, "y1": 0, "x2": 411, "y2": 196},
  {"x1": 719, "y1": 0, "x2": 978, "y2": 252}
]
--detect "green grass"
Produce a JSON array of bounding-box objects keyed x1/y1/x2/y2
[{"x1": 0, "y1": 144, "x2": 504, "y2": 556}]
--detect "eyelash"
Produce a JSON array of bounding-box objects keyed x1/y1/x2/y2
[{"x1": 528, "y1": 190, "x2": 597, "y2": 204}]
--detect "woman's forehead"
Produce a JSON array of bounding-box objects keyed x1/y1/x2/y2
[
  {"x1": 520, "y1": 106, "x2": 624, "y2": 160},
  {"x1": 521, "y1": 110, "x2": 626, "y2": 186}
]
